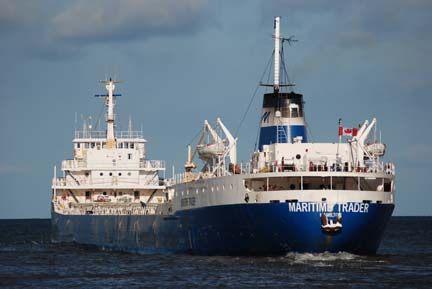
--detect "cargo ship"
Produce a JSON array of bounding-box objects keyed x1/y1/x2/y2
[{"x1": 52, "y1": 17, "x2": 395, "y2": 255}]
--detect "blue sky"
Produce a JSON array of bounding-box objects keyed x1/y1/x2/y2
[{"x1": 0, "y1": 0, "x2": 431, "y2": 218}]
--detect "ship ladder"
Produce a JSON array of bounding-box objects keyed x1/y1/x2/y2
[{"x1": 276, "y1": 125, "x2": 288, "y2": 143}]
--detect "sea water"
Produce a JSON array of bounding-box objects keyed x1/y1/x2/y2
[{"x1": 0, "y1": 217, "x2": 431, "y2": 288}]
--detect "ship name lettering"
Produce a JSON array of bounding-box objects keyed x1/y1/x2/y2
[
  {"x1": 339, "y1": 203, "x2": 369, "y2": 213},
  {"x1": 288, "y1": 202, "x2": 369, "y2": 213},
  {"x1": 288, "y1": 202, "x2": 329, "y2": 213}
]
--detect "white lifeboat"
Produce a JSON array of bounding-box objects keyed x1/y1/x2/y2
[
  {"x1": 365, "y1": 143, "x2": 386, "y2": 157},
  {"x1": 197, "y1": 142, "x2": 225, "y2": 161}
]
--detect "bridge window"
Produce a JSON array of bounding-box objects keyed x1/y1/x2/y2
[
  {"x1": 130, "y1": 143, "x2": 135, "y2": 149},
  {"x1": 245, "y1": 177, "x2": 301, "y2": 191},
  {"x1": 303, "y1": 177, "x2": 331, "y2": 190},
  {"x1": 384, "y1": 179, "x2": 392, "y2": 192},
  {"x1": 332, "y1": 177, "x2": 357, "y2": 190}
]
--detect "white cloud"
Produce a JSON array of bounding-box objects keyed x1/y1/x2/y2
[
  {"x1": 0, "y1": 0, "x2": 213, "y2": 60},
  {"x1": 51, "y1": 0, "x2": 211, "y2": 44}
]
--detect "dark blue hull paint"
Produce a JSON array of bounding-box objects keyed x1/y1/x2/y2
[{"x1": 52, "y1": 202, "x2": 394, "y2": 255}]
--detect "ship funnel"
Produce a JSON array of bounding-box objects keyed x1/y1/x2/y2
[{"x1": 257, "y1": 17, "x2": 307, "y2": 150}]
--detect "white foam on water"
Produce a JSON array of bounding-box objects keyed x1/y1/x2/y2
[{"x1": 284, "y1": 251, "x2": 361, "y2": 265}]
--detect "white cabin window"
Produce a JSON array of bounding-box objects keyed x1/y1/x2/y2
[
  {"x1": 77, "y1": 143, "x2": 80, "y2": 148},
  {"x1": 128, "y1": 153, "x2": 132, "y2": 160},
  {"x1": 130, "y1": 143, "x2": 135, "y2": 149},
  {"x1": 125, "y1": 143, "x2": 129, "y2": 149}
]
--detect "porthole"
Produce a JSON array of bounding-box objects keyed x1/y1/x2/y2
[
  {"x1": 100, "y1": 172, "x2": 103, "y2": 176},
  {"x1": 296, "y1": 154, "x2": 301, "y2": 160},
  {"x1": 128, "y1": 172, "x2": 131, "y2": 176},
  {"x1": 118, "y1": 172, "x2": 122, "y2": 176},
  {"x1": 109, "y1": 172, "x2": 113, "y2": 176}
]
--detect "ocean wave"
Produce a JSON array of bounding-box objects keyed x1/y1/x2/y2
[{"x1": 284, "y1": 251, "x2": 361, "y2": 264}]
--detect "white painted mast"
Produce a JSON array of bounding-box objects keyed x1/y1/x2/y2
[
  {"x1": 274, "y1": 16, "x2": 280, "y2": 91},
  {"x1": 99, "y1": 78, "x2": 120, "y2": 149}
]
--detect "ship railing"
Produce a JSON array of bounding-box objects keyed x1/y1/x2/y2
[
  {"x1": 251, "y1": 161, "x2": 391, "y2": 174},
  {"x1": 62, "y1": 159, "x2": 87, "y2": 170},
  {"x1": 53, "y1": 177, "x2": 66, "y2": 186},
  {"x1": 54, "y1": 202, "x2": 160, "y2": 215},
  {"x1": 168, "y1": 160, "x2": 393, "y2": 185},
  {"x1": 139, "y1": 160, "x2": 165, "y2": 170},
  {"x1": 60, "y1": 159, "x2": 165, "y2": 170},
  {"x1": 52, "y1": 177, "x2": 162, "y2": 187},
  {"x1": 74, "y1": 130, "x2": 144, "y2": 139}
]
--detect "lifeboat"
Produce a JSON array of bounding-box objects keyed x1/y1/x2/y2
[
  {"x1": 197, "y1": 142, "x2": 225, "y2": 160},
  {"x1": 365, "y1": 143, "x2": 386, "y2": 156}
]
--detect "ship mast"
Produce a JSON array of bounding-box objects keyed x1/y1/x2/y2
[
  {"x1": 98, "y1": 78, "x2": 121, "y2": 149},
  {"x1": 274, "y1": 16, "x2": 280, "y2": 93}
]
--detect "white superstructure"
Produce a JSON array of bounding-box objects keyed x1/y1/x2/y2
[
  {"x1": 166, "y1": 16, "x2": 395, "y2": 221},
  {"x1": 168, "y1": 118, "x2": 395, "y2": 213},
  {"x1": 52, "y1": 79, "x2": 166, "y2": 216}
]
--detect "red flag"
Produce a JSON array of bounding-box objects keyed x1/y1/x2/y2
[{"x1": 340, "y1": 127, "x2": 358, "y2": 136}]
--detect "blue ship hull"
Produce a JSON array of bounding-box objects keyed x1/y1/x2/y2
[{"x1": 51, "y1": 202, "x2": 394, "y2": 255}]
